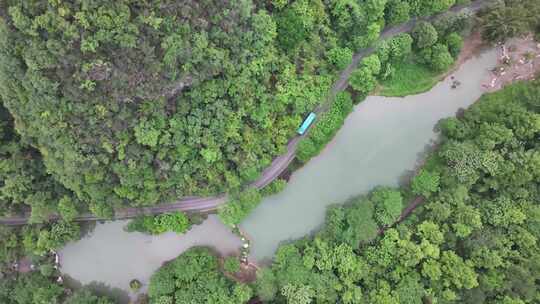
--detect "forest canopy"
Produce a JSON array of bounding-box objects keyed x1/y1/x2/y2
[{"x1": 0, "y1": 0, "x2": 465, "y2": 220}]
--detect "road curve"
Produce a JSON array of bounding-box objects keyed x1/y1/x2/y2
[{"x1": 0, "y1": 0, "x2": 491, "y2": 226}]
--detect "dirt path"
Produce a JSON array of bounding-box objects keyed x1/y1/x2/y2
[{"x1": 0, "y1": 0, "x2": 492, "y2": 226}]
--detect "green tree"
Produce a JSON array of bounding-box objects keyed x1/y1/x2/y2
[
  {"x1": 349, "y1": 67, "x2": 377, "y2": 94},
  {"x1": 412, "y1": 21, "x2": 439, "y2": 49},
  {"x1": 372, "y1": 187, "x2": 403, "y2": 226},
  {"x1": 411, "y1": 169, "x2": 440, "y2": 197}
]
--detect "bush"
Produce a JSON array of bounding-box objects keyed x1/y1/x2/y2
[
  {"x1": 445, "y1": 32, "x2": 464, "y2": 58},
  {"x1": 411, "y1": 169, "x2": 441, "y2": 197},
  {"x1": 349, "y1": 67, "x2": 377, "y2": 94},
  {"x1": 327, "y1": 47, "x2": 353, "y2": 70}
]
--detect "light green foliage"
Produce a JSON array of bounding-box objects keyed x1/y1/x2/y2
[
  {"x1": 223, "y1": 256, "x2": 241, "y2": 273},
  {"x1": 379, "y1": 61, "x2": 439, "y2": 96},
  {"x1": 218, "y1": 189, "x2": 262, "y2": 226},
  {"x1": 58, "y1": 196, "x2": 79, "y2": 222},
  {"x1": 372, "y1": 187, "x2": 403, "y2": 226},
  {"x1": 479, "y1": 0, "x2": 540, "y2": 43},
  {"x1": 328, "y1": 47, "x2": 353, "y2": 69},
  {"x1": 411, "y1": 169, "x2": 440, "y2": 197},
  {"x1": 148, "y1": 247, "x2": 251, "y2": 303},
  {"x1": 126, "y1": 211, "x2": 191, "y2": 235},
  {"x1": 361, "y1": 54, "x2": 382, "y2": 75}
]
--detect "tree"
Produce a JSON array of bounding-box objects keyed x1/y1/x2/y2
[
  {"x1": 349, "y1": 67, "x2": 377, "y2": 94},
  {"x1": 412, "y1": 21, "x2": 439, "y2": 49},
  {"x1": 411, "y1": 169, "x2": 440, "y2": 197},
  {"x1": 445, "y1": 32, "x2": 464, "y2": 58},
  {"x1": 58, "y1": 196, "x2": 79, "y2": 222}
]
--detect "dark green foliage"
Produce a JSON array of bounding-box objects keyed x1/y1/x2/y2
[
  {"x1": 255, "y1": 80, "x2": 540, "y2": 304},
  {"x1": 297, "y1": 92, "x2": 354, "y2": 163},
  {"x1": 148, "y1": 247, "x2": 251, "y2": 303},
  {"x1": 479, "y1": 0, "x2": 540, "y2": 43},
  {"x1": 446, "y1": 32, "x2": 464, "y2": 58},
  {"x1": 412, "y1": 21, "x2": 439, "y2": 49},
  {"x1": 327, "y1": 47, "x2": 353, "y2": 70},
  {"x1": 126, "y1": 211, "x2": 191, "y2": 235},
  {"x1": 372, "y1": 187, "x2": 404, "y2": 226}
]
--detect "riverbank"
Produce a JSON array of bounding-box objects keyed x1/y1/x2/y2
[
  {"x1": 482, "y1": 34, "x2": 540, "y2": 91},
  {"x1": 376, "y1": 30, "x2": 487, "y2": 97}
]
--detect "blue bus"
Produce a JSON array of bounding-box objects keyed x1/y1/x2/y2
[{"x1": 297, "y1": 112, "x2": 317, "y2": 135}]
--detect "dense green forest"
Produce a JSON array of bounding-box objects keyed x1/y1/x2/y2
[
  {"x1": 0, "y1": 0, "x2": 468, "y2": 222},
  {"x1": 254, "y1": 80, "x2": 540, "y2": 303},
  {"x1": 0, "y1": 0, "x2": 538, "y2": 303},
  {"x1": 0, "y1": 271, "x2": 114, "y2": 304}
]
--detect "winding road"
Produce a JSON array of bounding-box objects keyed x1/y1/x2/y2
[{"x1": 0, "y1": 0, "x2": 491, "y2": 226}]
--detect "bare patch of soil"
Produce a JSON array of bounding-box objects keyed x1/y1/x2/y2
[{"x1": 482, "y1": 34, "x2": 540, "y2": 91}]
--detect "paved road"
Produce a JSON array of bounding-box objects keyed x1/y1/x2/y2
[{"x1": 0, "y1": 0, "x2": 490, "y2": 226}]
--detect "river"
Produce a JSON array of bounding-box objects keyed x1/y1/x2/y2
[{"x1": 59, "y1": 48, "x2": 498, "y2": 297}]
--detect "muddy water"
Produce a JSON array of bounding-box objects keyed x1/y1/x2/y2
[
  {"x1": 240, "y1": 49, "x2": 498, "y2": 260},
  {"x1": 59, "y1": 215, "x2": 241, "y2": 299}
]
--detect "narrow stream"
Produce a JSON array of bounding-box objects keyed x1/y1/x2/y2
[{"x1": 59, "y1": 48, "x2": 498, "y2": 295}]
